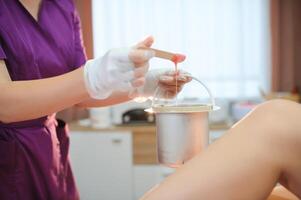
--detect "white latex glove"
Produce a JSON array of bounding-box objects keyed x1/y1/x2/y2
[
  {"x1": 132, "y1": 69, "x2": 192, "y2": 102},
  {"x1": 84, "y1": 37, "x2": 155, "y2": 99}
]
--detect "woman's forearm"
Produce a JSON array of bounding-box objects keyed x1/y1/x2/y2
[
  {"x1": 76, "y1": 91, "x2": 135, "y2": 108},
  {"x1": 0, "y1": 37, "x2": 157, "y2": 123},
  {"x1": 0, "y1": 67, "x2": 89, "y2": 123}
]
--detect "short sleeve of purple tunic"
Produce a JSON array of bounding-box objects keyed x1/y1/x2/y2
[{"x1": 0, "y1": 0, "x2": 87, "y2": 81}]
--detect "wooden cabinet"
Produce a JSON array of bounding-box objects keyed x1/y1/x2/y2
[
  {"x1": 68, "y1": 123, "x2": 228, "y2": 200},
  {"x1": 69, "y1": 131, "x2": 133, "y2": 200}
]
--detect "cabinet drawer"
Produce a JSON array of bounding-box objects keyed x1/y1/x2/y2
[
  {"x1": 133, "y1": 165, "x2": 175, "y2": 200},
  {"x1": 70, "y1": 131, "x2": 133, "y2": 200},
  {"x1": 133, "y1": 129, "x2": 157, "y2": 164}
]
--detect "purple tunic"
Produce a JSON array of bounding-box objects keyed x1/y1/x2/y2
[{"x1": 0, "y1": 0, "x2": 86, "y2": 199}]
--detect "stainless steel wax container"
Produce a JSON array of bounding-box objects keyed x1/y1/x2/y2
[{"x1": 149, "y1": 77, "x2": 217, "y2": 168}]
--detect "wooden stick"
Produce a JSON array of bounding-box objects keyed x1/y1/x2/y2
[
  {"x1": 140, "y1": 47, "x2": 186, "y2": 63},
  {"x1": 150, "y1": 48, "x2": 175, "y2": 61}
]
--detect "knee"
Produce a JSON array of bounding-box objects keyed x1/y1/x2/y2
[
  {"x1": 256, "y1": 99, "x2": 294, "y2": 110},
  {"x1": 251, "y1": 99, "x2": 301, "y2": 144},
  {"x1": 254, "y1": 99, "x2": 300, "y2": 124}
]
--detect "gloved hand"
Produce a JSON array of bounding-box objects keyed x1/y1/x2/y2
[
  {"x1": 83, "y1": 37, "x2": 155, "y2": 99},
  {"x1": 132, "y1": 69, "x2": 192, "y2": 102}
]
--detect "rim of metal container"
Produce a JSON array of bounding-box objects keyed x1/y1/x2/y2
[{"x1": 146, "y1": 104, "x2": 219, "y2": 113}]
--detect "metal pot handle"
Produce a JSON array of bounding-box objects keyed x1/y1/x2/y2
[{"x1": 152, "y1": 75, "x2": 215, "y2": 106}]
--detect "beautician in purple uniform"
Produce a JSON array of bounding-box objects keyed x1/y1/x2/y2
[{"x1": 0, "y1": 0, "x2": 190, "y2": 199}]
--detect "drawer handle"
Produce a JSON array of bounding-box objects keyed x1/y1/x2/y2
[{"x1": 112, "y1": 138, "x2": 122, "y2": 144}]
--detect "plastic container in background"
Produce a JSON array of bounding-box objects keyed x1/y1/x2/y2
[
  {"x1": 231, "y1": 101, "x2": 257, "y2": 122},
  {"x1": 89, "y1": 107, "x2": 111, "y2": 128}
]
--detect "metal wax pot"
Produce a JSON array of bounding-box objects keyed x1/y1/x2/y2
[{"x1": 149, "y1": 77, "x2": 217, "y2": 168}]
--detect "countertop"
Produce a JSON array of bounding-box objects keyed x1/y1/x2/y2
[
  {"x1": 69, "y1": 122, "x2": 231, "y2": 132},
  {"x1": 69, "y1": 122, "x2": 230, "y2": 164}
]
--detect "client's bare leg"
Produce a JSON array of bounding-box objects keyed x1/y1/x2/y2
[{"x1": 141, "y1": 100, "x2": 301, "y2": 200}]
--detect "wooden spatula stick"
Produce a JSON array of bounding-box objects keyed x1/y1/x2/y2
[{"x1": 140, "y1": 47, "x2": 186, "y2": 63}]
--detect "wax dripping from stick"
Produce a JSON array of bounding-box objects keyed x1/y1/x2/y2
[{"x1": 171, "y1": 54, "x2": 186, "y2": 103}]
